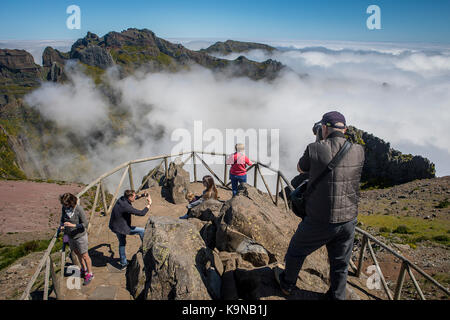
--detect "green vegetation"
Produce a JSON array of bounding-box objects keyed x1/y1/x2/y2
[
  {"x1": 79, "y1": 183, "x2": 113, "y2": 213},
  {"x1": 358, "y1": 214, "x2": 450, "y2": 247},
  {"x1": 110, "y1": 45, "x2": 175, "y2": 69},
  {"x1": 0, "y1": 84, "x2": 36, "y2": 96},
  {"x1": 80, "y1": 63, "x2": 105, "y2": 85},
  {"x1": 393, "y1": 225, "x2": 412, "y2": 234},
  {"x1": 0, "y1": 127, "x2": 27, "y2": 180},
  {"x1": 436, "y1": 199, "x2": 449, "y2": 209},
  {"x1": 29, "y1": 178, "x2": 73, "y2": 185},
  {"x1": 360, "y1": 177, "x2": 394, "y2": 190},
  {"x1": 0, "y1": 238, "x2": 63, "y2": 271}
]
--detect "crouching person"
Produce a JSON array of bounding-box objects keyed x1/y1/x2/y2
[
  {"x1": 59, "y1": 193, "x2": 94, "y2": 285},
  {"x1": 109, "y1": 190, "x2": 152, "y2": 269}
]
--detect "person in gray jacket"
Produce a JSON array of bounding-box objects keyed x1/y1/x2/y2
[
  {"x1": 59, "y1": 193, "x2": 94, "y2": 285},
  {"x1": 109, "y1": 190, "x2": 152, "y2": 268},
  {"x1": 275, "y1": 111, "x2": 365, "y2": 300}
]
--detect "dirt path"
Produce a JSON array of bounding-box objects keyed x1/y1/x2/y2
[{"x1": 57, "y1": 182, "x2": 234, "y2": 300}]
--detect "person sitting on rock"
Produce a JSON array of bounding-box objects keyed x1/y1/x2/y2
[
  {"x1": 186, "y1": 191, "x2": 201, "y2": 204},
  {"x1": 59, "y1": 193, "x2": 94, "y2": 285},
  {"x1": 108, "y1": 189, "x2": 152, "y2": 269},
  {"x1": 179, "y1": 175, "x2": 218, "y2": 219},
  {"x1": 226, "y1": 143, "x2": 253, "y2": 196}
]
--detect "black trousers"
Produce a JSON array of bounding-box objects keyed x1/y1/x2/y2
[{"x1": 284, "y1": 216, "x2": 357, "y2": 300}]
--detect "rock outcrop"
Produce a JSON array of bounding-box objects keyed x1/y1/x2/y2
[
  {"x1": 0, "y1": 30, "x2": 438, "y2": 186},
  {"x1": 127, "y1": 216, "x2": 217, "y2": 300},
  {"x1": 165, "y1": 160, "x2": 191, "y2": 204},
  {"x1": 0, "y1": 49, "x2": 41, "y2": 72},
  {"x1": 65, "y1": 28, "x2": 285, "y2": 80},
  {"x1": 0, "y1": 49, "x2": 43, "y2": 96},
  {"x1": 127, "y1": 183, "x2": 333, "y2": 300},
  {"x1": 346, "y1": 126, "x2": 436, "y2": 188},
  {"x1": 201, "y1": 40, "x2": 277, "y2": 56}
]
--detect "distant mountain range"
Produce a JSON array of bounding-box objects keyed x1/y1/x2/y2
[{"x1": 0, "y1": 28, "x2": 435, "y2": 186}]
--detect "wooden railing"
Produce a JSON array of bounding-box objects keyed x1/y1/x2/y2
[{"x1": 20, "y1": 151, "x2": 450, "y2": 300}]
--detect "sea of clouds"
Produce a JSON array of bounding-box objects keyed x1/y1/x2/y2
[{"x1": 17, "y1": 39, "x2": 450, "y2": 190}]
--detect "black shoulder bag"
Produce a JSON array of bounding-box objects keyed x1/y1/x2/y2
[{"x1": 290, "y1": 140, "x2": 352, "y2": 219}]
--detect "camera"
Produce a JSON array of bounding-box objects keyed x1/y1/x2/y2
[
  {"x1": 135, "y1": 192, "x2": 148, "y2": 200},
  {"x1": 312, "y1": 121, "x2": 323, "y2": 140}
]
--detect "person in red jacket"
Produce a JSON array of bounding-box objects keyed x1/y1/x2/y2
[{"x1": 226, "y1": 143, "x2": 253, "y2": 196}]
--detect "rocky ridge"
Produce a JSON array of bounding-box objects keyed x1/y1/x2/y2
[{"x1": 200, "y1": 40, "x2": 277, "y2": 56}]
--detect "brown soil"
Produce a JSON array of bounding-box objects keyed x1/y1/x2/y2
[
  {"x1": 354, "y1": 176, "x2": 450, "y2": 300},
  {"x1": 0, "y1": 180, "x2": 84, "y2": 245}
]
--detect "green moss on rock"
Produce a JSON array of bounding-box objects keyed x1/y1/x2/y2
[{"x1": 0, "y1": 128, "x2": 27, "y2": 180}]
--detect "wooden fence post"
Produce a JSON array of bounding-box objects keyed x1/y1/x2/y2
[
  {"x1": 256, "y1": 164, "x2": 275, "y2": 204},
  {"x1": 128, "y1": 164, "x2": 134, "y2": 190},
  {"x1": 275, "y1": 172, "x2": 280, "y2": 206},
  {"x1": 100, "y1": 180, "x2": 107, "y2": 214},
  {"x1": 279, "y1": 176, "x2": 289, "y2": 212},
  {"x1": 49, "y1": 256, "x2": 61, "y2": 300},
  {"x1": 367, "y1": 239, "x2": 393, "y2": 300},
  {"x1": 394, "y1": 261, "x2": 407, "y2": 300},
  {"x1": 106, "y1": 168, "x2": 129, "y2": 216},
  {"x1": 164, "y1": 157, "x2": 169, "y2": 180},
  {"x1": 406, "y1": 263, "x2": 426, "y2": 300},
  {"x1": 193, "y1": 152, "x2": 197, "y2": 182},
  {"x1": 356, "y1": 235, "x2": 368, "y2": 278},
  {"x1": 43, "y1": 256, "x2": 50, "y2": 300},
  {"x1": 88, "y1": 183, "x2": 100, "y2": 233},
  {"x1": 224, "y1": 154, "x2": 227, "y2": 186}
]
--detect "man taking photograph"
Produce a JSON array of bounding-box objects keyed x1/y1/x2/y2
[
  {"x1": 276, "y1": 111, "x2": 365, "y2": 300},
  {"x1": 109, "y1": 190, "x2": 152, "y2": 269}
]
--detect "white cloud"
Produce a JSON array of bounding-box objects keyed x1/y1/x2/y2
[{"x1": 24, "y1": 41, "x2": 450, "y2": 188}]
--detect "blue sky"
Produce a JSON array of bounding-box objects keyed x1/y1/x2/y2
[{"x1": 1, "y1": 0, "x2": 449, "y2": 43}]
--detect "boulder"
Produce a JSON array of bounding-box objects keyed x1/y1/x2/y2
[
  {"x1": 141, "y1": 165, "x2": 165, "y2": 189},
  {"x1": 199, "y1": 222, "x2": 217, "y2": 249},
  {"x1": 42, "y1": 47, "x2": 69, "y2": 67},
  {"x1": 233, "y1": 264, "x2": 331, "y2": 300},
  {"x1": 0, "y1": 49, "x2": 40, "y2": 71},
  {"x1": 70, "y1": 45, "x2": 114, "y2": 69},
  {"x1": 189, "y1": 198, "x2": 223, "y2": 222},
  {"x1": 216, "y1": 183, "x2": 330, "y2": 279},
  {"x1": 140, "y1": 216, "x2": 212, "y2": 300},
  {"x1": 165, "y1": 161, "x2": 190, "y2": 204},
  {"x1": 201, "y1": 40, "x2": 277, "y2": 56},
  {"x1": 126, "y1": 250, "x2": 147, "y2": 299},
  {"x1": 346, "y1": 126, "x2": 435, "y2": 187}
]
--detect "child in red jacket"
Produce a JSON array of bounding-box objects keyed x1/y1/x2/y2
[{"x1": 226, "y1": 143, "x2": 253, "y2": 196}]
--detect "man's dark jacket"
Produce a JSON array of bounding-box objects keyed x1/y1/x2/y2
[
  {"x1": 298, "y1": 131, "x2": 365, "y2": 224},
  {"x1": 109, "y1": 196, "x2": 148, "y2": 235}
]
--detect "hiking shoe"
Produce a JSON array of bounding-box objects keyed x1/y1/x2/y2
[
  {"x1": 179, "y1": 214, "x2": 189, "y2": 219},
  {"x1": 118, "y1": 262, "x2": 128, "y2": 270},
  {"x1": 83, "y1": 273, "x2": 94, "y2": 286},
  {"x1": 274, "y1": 266, "x2": 294, "y2": 296},
  {"x1": 80, "y1": 268, "x2": 87, "y2": 279}
]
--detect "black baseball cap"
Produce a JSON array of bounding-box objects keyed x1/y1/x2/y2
[{"x1": 321, "y1": 111, "x2": 346, "y2": 129}]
